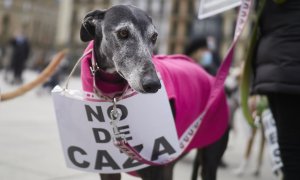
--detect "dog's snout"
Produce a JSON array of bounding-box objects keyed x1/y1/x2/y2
[{"x1": 142, "y1": 76, "x2": 161, "y2": 93}]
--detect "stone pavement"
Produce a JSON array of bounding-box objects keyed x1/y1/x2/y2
[{"x1": 0, "y1": 70, "x2": 278, "y2": 180}]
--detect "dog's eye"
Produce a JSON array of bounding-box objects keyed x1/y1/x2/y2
[
  {"x1": 117, "y1": 29, "x2": 129, "y2": 39},
  {"x1": 151, "y1": 33, "x2": 158, "y2": 43}
]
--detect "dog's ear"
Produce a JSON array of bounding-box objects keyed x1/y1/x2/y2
[{"x1": 80, "y1": 10, "x2": 106, "y2": 42}]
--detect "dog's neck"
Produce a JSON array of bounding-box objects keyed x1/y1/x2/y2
[{"x1": 92, "y1": 39, "x2": 128, "y2": 95}]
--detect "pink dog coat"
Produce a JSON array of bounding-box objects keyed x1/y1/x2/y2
[{"x1": 81, "y1": 41, "x2": 229, "y2": 152}]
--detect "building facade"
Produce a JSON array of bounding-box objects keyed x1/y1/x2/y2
[{"x1": 0, "y1": 0, "x2": 245, "y2": 69}]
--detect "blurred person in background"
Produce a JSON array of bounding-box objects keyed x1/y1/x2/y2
[
  {"x1": 8, "y1": 28, "x2": 30, "y2": 85},
  {"x1": 251, "y1": 0, "x2": 300, "y2": 179},
  {"x1": 184, "y1": 36, "x2": 220, "y2": 76},
  {"x1": 35, "y1": 51, "x2": 69, "y2": 95}
]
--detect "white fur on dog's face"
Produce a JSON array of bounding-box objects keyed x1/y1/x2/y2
[
  {"x1": 100, "y1": 8, "x2": 159, "y2": 93},
  {"x1": 80, "y1": 6, "x2": 161, "y2": 93},
  {"x1": 112, "y1": 23, "x2": 156, "y2": 92}
]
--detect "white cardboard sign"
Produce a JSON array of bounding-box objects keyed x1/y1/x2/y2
[
  {"x1": 198, "y1": 0, "x2": 241, "y2": 19},
  {"x1": 51, "y1": 84, "x2": 180, "y2": 173},
  {"x1": 261, "y1": 109, "x2": 283, "y2": 173}
]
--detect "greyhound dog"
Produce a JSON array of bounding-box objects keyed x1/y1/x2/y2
[{"x1": 79, "y1": 5, "x2": 229, "y2": 180}]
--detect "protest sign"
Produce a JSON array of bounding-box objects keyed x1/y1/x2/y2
[
  {"x1": 198, "y1": 0, "x2": 241, "y2": 19},
  {"x1": 262, "y1": 109, "x2": 283, "y2": 173},
  {"x1": 52, "y1": 83, "x2": 180, "y2": 173}
]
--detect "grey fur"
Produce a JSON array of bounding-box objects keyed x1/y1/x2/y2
[{"x1": 80, "y1": 5, "x2": 161, "y2": 93}]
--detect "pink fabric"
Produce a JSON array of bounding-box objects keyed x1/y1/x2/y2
[
  {"x1": 81, "y1": 41, "x2": 229, "y2": 152},
  {"x1": 81, "y1": 42, "x2": 128, "y2": 97},
  {"x1": 153, "y1": 55, "x2": 229, "y2": 151},
  {"x1": 81, "y1": 42, "x2": 94, "y2": 92}
]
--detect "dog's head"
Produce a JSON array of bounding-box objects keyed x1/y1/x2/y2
[{"x1": 80, "y1": 5, "x2": 161, "y2": 93}]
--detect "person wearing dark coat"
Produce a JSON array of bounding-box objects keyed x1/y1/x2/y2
[
  {"x1": 252, "y1": 0, "x2": 300, "y2": 179},
  {"x1": 9, "y1": 31, "x2": 30, "y2": 84}
]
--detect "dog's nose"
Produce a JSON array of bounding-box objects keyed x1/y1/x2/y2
[{"x1": 142, "y1": 77, "x2": 161, "y2": 93}]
